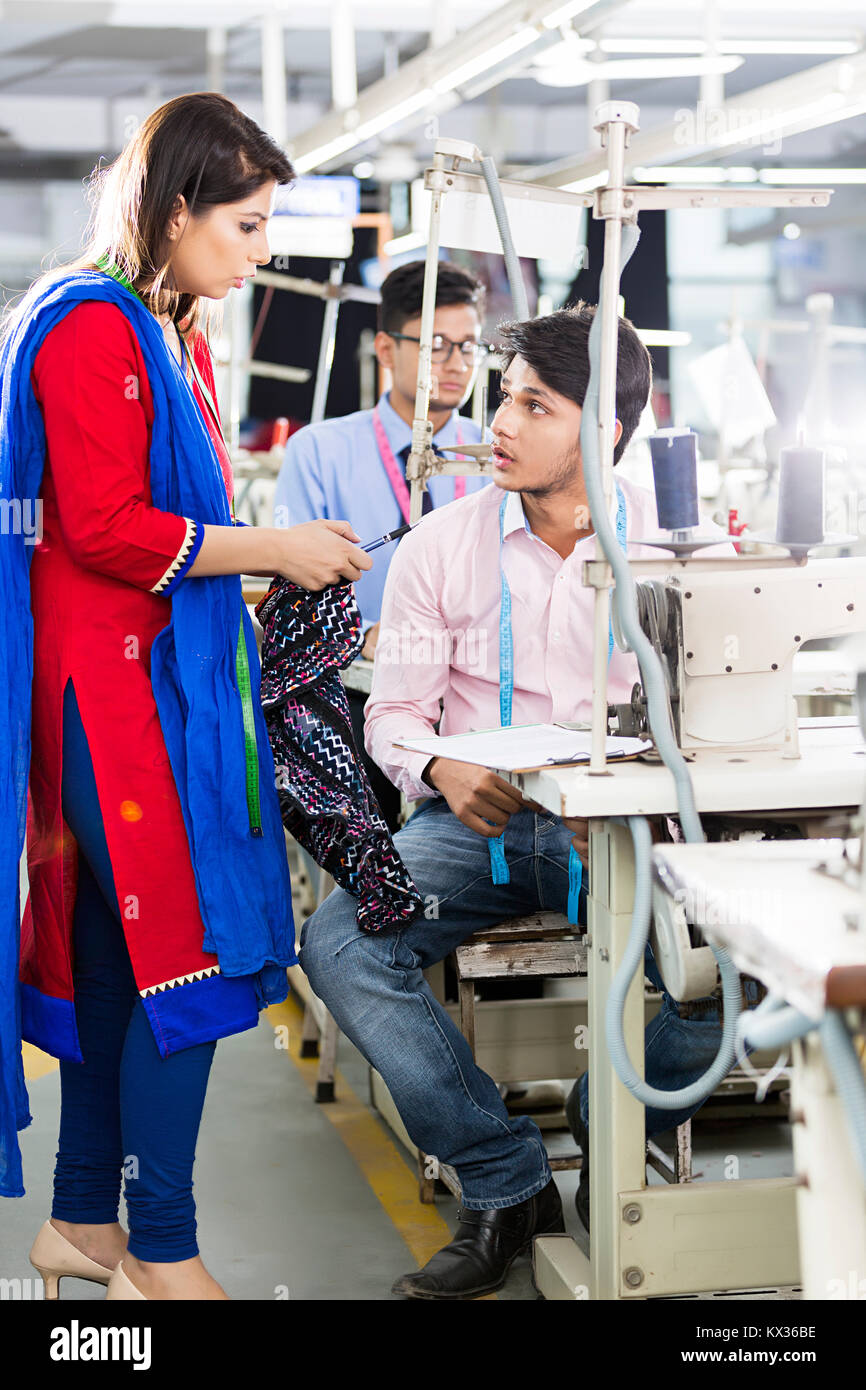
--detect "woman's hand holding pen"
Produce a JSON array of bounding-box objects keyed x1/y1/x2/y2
[
  {"x1": 270, "y1": 519, "x2": 373, "y2": 589},
  {"x1": 188, "y1": 518, "x2": 372, "y2": 589}
]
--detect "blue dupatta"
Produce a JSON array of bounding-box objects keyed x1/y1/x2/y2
[{"x1": 0, "y1": 271, "x2": 294, "y2": 1196}]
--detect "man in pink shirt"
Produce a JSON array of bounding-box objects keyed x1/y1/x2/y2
[{"x1": 299, "y1": 304, "x2": 729, "y2": 1299}]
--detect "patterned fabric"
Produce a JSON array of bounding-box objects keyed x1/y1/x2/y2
[{"x1": 256, "y1": 579, "x2": 424, "y2": 933}]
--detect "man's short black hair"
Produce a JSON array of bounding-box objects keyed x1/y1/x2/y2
[
  {"x1": 378, "y1": 259, "x2": 486, "y2": 335},
  {"x1": 498, "y1": 302, "x2": 652, "y2": 464}
]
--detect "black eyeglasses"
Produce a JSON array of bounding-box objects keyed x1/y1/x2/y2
[{"x1": 387, "y1": 332, "x2": 491, "y2": 365}]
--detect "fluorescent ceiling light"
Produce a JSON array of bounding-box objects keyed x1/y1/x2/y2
[
  {"x1": 708, "y1": 91, "x2": 861, "y2": 148},
  {"x1": 540, "y1": 1, "x2": 597, "y2": 28},
  {"x1": 633, "y1": 165, "x2": 758, "y2": 182},
  {"x1": 293, "y1": 134, "x2": 358, "y2": 174},
  {"x1": 354, "y1": 89, "x2": 435, "y2": 141},
  {"x1": 383, "y1": 231, "x2": 428, "y2": 256},
  {"x1": 759, "y1": 167, "x2": 866, "y2": 183},
  {"x1": 600, "y1": 38, "x2": 706, "y2": 54},
  {"x1": 432, "y1": 28, "x2": 540, "y2": 94},
  {"x1": 294, "y1": 90, "x2": 436, "y2": 173},
  {"x1": 534, "y1": 54, "x2": 743, "y2": 87},
  {"x1": 718, "y1": 39, "x2": 860, "y2": 56},
  {"x1": 560, "y1": 168, "x2": 609, "y2": 192},
  {"x1": 599, "y1": 37, "x2": 860, "y2": 56},
  {"x1": 637, "y1": 329, "x2": 692, "y2": 347}
]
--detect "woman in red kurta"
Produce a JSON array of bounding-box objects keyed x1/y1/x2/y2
[
  {"x1": 25, "y1": 302, "x2": 239, "y2": 1049},
  {"x1": 15, "y1": 92, "x2": 372, "y2": 1301}
]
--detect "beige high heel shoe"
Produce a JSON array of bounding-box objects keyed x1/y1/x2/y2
[
  {"x1": 29, "y1": 1220, "x2": 115, "y2": 1299},
  {"x1": 105, "y1": 1261, "x2": 148, "y2": 1300}
]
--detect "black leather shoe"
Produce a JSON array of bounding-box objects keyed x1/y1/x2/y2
[
  {"x1": 565, "y1": 1083, "x2": 590, "y2": 1234},
  {"x1": 391, "y1": 1177, "x2": 565, "y2": 1300}
]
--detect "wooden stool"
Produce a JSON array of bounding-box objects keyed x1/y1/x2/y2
[
  {"x1": 296, "y1": 867, "x2": 340, "y2": 1102},
  {"x1": 418, "y1": 911, "x2": 694, "y2": 1201}
]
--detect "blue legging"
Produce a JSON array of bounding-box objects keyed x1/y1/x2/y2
[{"x1": 51, "y1": 678, "x2": 216, "y2": 1262}]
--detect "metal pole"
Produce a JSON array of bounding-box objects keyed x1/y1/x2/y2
[
  {"x1": 407, "y1": 151, "x2": 446, "y2": 522},
  {"x1": 206, "y1": 27, "x2": 226, "y2": 92},
  {"x1": 358, "y1": 328, "x2": 376, "y2": 411},
  {"x1": 309, "y1": 260, "x2": 346, "y2": 423},
  {"x1": 260, "y1": 11, "x2": 288, "y2": 146},
  {"x1": 590, "y1": 109, "x2": 631, "y2": 773}
]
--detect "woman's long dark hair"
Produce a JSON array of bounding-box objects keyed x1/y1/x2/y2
[{"x1": 2, "y1": 91, "x2": 295, "y2": 343}]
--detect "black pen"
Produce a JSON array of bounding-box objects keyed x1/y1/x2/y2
[{"x1": 361, "y1": 521, "x2": 417, "y2": 553}]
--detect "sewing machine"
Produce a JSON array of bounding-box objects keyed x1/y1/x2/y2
[{"x1": 621, "y1": 558, "x2": 866, "y2": 756}]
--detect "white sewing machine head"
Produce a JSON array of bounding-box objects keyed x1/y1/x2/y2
[{"x1": 627, "y1": 557, "x2": 866, "y2": 753}]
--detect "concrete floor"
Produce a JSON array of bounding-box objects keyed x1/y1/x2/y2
[{"x1": 5, "y1": 987, "x2": 797, "y2": 1302}]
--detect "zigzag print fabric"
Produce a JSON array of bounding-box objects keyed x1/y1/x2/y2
[{"x1": 256, "y1": 578, "x2": 423, "y2": 932}]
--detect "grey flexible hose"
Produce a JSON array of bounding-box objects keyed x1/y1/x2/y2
[
  {"x1": 819, "y1": 1010, "x2": 866, "y2": 1187},
  {"x1": 604, "y1": 817, "x2": 743, "y2": 1108},
  {"x1": 737, "y1": 1000, "x2": 814, "y2": 1052},
  {"x1": 581, "y1": 222, "x2": 704, "y2": 843},
  {"x1": 582, "y1": 220, "x2": 743, "y2": 1107},
  {"x1": 480, "y1": 156, "x2": 529, "y2": 321}
]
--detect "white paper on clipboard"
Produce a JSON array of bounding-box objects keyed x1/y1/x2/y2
[{"x1": 394, "y1": 723, "x2": 652, "y2": 772}]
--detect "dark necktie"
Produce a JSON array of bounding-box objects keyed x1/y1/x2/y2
[{"x1": 398, "y1": 443, "x2": 435, "y2": 516}]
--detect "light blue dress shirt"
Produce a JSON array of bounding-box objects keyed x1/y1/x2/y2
[{"x1": 272, "y1": 392, "x2": 489, "y2": 629}]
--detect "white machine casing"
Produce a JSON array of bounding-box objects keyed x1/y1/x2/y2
[{"x1": 663, "y1": 558, "x2": 866, "y2": 753}]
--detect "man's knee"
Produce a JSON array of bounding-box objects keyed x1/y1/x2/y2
[{"x1": 298, "y1": 887, "x2": 359, "y2": 989}]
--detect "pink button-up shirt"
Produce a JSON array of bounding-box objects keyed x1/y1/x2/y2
[{"x1": 365, "y1": 477, "x2": 723, "y2": 802}]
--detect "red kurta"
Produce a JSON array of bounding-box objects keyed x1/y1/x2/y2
[{"x1": 21, "y1": 300, "x2": 259, "y2": 1060}]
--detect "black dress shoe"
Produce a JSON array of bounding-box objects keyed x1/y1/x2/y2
[
  {"x1": 565, "y1": 1083, "x2": 590, "y2": 1234},
  {"x1": 391, "y1": 1177, "x2": 565, "y2": 1300}
]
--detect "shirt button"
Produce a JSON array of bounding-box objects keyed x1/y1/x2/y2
[{"x1": 553, "y1": 631, "x2": 561, "y2": 642}]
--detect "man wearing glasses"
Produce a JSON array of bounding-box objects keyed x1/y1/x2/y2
[{"x1": 274, "y1": 259, "x2": 491, "y2": 829}]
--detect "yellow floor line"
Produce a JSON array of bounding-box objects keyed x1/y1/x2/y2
[
  {"x1": 23, "y1": 1042, "x2": 59, "y2": 1081},
  {"x1": 266, "y1": 995, "x2": 498, "y2": 1298}
]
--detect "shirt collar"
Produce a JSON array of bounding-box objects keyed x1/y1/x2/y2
[
  {"x1": 500, "y1": 484, "x2": 625, "y2": 543},
  {"x1": 376, "y1": 391, "x2": 463, "y2": 454},
  {"x1": 501, "y1": 487, "x2": 531, "y2": 539}
]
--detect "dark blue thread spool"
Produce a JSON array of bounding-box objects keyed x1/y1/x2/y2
[
  {"x1": 649, "y1": 427, "x2": 700, "y2": 533},
  {"x1": 775, "y1": 444, "x2": 825, "y2": 545}
]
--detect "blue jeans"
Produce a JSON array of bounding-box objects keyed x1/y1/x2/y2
[
  {"x1": 299, "y1": 798, "x2": 727, "y2": 1210},
  {"x1": 52, "y1": 679, "x2": 215, "y2": 1262}
]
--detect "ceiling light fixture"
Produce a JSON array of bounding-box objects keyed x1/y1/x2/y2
[
  {"x1": 632, "y1": 165, "x2": 758, "y2": 182},
  {"x1": 534, "y1": 53, "x2": 744, "y2": 88},
  {"x1": 759, "y1": 167, "x2": 866, "y2": 183},
  {"x1": 432, "y1": 28, "x2": 539, "y2": 94},
  {"x1": 599, "y1": 37, "x2": 860, "y2": 56},
  {"x1": 540, "y1": 1, "x2": 598, "y2": 28}
]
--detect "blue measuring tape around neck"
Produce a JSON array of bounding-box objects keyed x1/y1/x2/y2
[{"x1": 490, "y1": 485, "x2": 628, "y2": 924}]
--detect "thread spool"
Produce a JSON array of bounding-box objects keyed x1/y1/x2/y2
[
  {"x1": 775, "y1": 444, "x2": 825, "y2": 545},
  {"x1": 649, "y1": 427, "x2": 700, "y2": 533}
]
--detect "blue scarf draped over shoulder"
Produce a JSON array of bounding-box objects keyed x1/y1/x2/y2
[{"x1": 0, "y1": 271, "x2": 294, "y2": 1197}]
